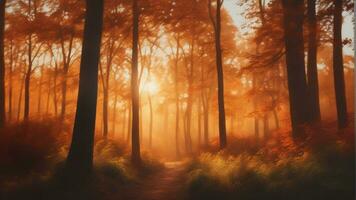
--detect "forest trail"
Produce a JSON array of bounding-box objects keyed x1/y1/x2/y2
[{"x1": 123, "y1": 161, "x2": 187, "y2": 200}]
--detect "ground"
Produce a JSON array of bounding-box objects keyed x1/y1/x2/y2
[{"x1": 123, "y1": 161, "x2": 187, "y2": 200}]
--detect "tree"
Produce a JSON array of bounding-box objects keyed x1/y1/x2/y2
[
  {"x1": 66, "y1": 0, "x2": 104, "y2": 174},
  {"x1": 282, "y1": 0, "x2": 309, "y2": 136},
  {"x1": 131, "y1": 0, "x2": 141, "y2": 165},
  {"x1": 0, "y1": 0, "x2": 6, "y2": 127},
  {"x1": 307, "y1": 0, "x2": 321, "y2": 122},
  {"x1": 208, "y1": 0, "x2": 227, "y2": 149},
  {"x1": 332, "y1": 0, "x2": 348, "y2": 128}
]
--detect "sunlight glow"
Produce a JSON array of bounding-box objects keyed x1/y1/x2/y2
[{"x1": 144, "y1": 80, "x2": 159, "y2": 95}]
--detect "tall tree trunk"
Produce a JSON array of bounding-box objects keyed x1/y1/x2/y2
[
  {"x1": 127, "y1": 102, "x2": 132, "y2": 143},
  {"x1": 263, "y1": 114, "x2": 269, "y2": 139},
  {"x1": 112, "y1": 91, "x2": 118, "y2": 137},
  {"x1": 184, "y1": 41, "x2": 194, "y2": 155},
  {"x1": 66, "y1": 0, "x2": 104, "y2": 174},
  {"x1": 332, "y1": 0, "x2": 348, "y2": 129},
  {"x1": 8, "y1": 40, "x2": 13, "y2": 122},
  {"x1": 282, "y1": 0, "x2": 308, "y2": 136},
  {"x1": 131, "y1": 0, "x2": 141, "y2": 165},
  {"x1": 215, "y1": 0, "x2": 227, "y2": 148},
  {"x1": 253, "y1": 74, "x2": 259, "y2": 138},
  {"x1": 46, "y1": 75, "x2": 51, "y2": 115},
  {"x1": 0, "y1": 0, "x2": 5, "y2": 127},
  {"x1": 24, "y1": 34, "x2": 32, "y2": 121},
  {"x1": 209, "y1": 0, "x2": 227, "y2": 148},
  {"x1": 102, "y1": 85, "x2": 109, "y2": 139},
  {"x1": 273, "y1": 109, "x2": 279, "y2": 129},
  {"x1": 148, "y1": 94, "x2": 153, "y2": 148},
  {"x1": 17, "y1": 75, "x2": 25, "y2": 122},
  {"x1": 197, "y1": 97, "x2": 202, "y2": 148},
  {"x1": 60, "y1": 70, "x2": 68, "y2": 120},
  {"x1": 307, "y1": 0, "x2": 321, "y2": 122},
  {"x1": 202, "y1": 90, "x2": 210, "y2": 147},
  {"x1": 60, "y1": 36, "x2": 73, "y2": 121},
  {"x1": 37, "y1": 65, "x2": 43, "y2": 117},
  {"x1": 174, "y1": 36, "x2": 180, "y2": 158},
  {"x1": 122, "y1": 107, "x2": 127, "y2": 139},
  {"x1": 53, "y1": 66, "x2": 58, "y2": 117}
]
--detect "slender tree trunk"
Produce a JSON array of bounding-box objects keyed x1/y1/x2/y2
[
  {"x1": 148, "y1": 94, "x2": 153, "y2": 148},
  {"x1": 273, "y1": 109, "x2": 279, "y2": 129},
  {"x1": 307, "y1": 0, "x2": 321, "y2": 122},
  {"x1": 139, "y1": 102, "x2": 143, "y2": 143},
  {"x1": 60, "y1": 69, "x2": 68, "y2": 120},
  {"x1": 24, "y1": 34, "x2": 32, "y2": 121},
  {"x1": 17, "y1": 74, "x2": 25, "y2": 122},
  {"x1": 122, "y1": 107, "x2": 127, "y2": 139},
  {"x1": 37, "y1": 65, "x2": 43, "y2": 117},
  {"x1": 60, "y1": 36, "x2": 73, "y2": 121},
  {"x1": 8, "y1": 41, "x2": 13, "y2": 122},
  {"x1": 263, "y1": 114, "x2": 269, "y2": 139},
  {"x1": 102, "y1": 85, "x2": 109, "y2": 139},
  {"x1": 0, "y1": 0, "x2": 5, "y2": 127},
  {"x1": 197, "y1": 97, "x2": 202, "y2": 148},
  {"x1": 46, "y1": 75, "x2": 51, "y2": 115},
  {"x1": 112, "y1": 92, "x2": 118, "y2": 137},
  {"x1": 202, "y1": 91, "x2": 209, "y2": 147},
  {"x1": 127, "y1": 102, "x2": 132, "y2": 143},
  {"x1": 53, "y1": 67, "x2": 58, "y2": 117},
  {"x1": 174, "y1": 36, "x2": 180, "y2": 158},
  {"x1": 332, "y1": 0, "x2": 348, "y2": 129},
  {"x1": 66, "y1": 0, "x2": 104, "y2": 174},
  {"x1": 282, "y1": 0, "x2": 308, "y2": 136},
  {"x1": 253, "y1": 74, "x2": 259, "y2": 138},
  {"x1": 131, "y1": 0, "x2": 141, "y2": 165},
  {"x1": 230, "y1": 114, "x2": 233, "y2": 136},
  {"x1": 210, "y1": 0, "x2": 227, "y2": 148}
]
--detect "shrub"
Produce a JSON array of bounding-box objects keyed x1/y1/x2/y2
[{"x1": 0, "y1": 120, "x2": 64, "y2": 176}]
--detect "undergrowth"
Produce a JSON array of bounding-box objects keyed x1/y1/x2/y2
[{"x1": 185, "y1": 122, "x2": 355, "y2": 200}]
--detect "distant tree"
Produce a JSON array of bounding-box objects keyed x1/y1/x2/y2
[
  {"x1": 281, "y1": 0, "x2": 309, "y2": 136},
  {"x1": 0, "y1": 0, "x2": 6, "y2": 127},
  {"x1": 48, "y1": 0, "x2": 84, "y2": 121},
  {"x1": 66, "y1": 0, "x2": 104, "y2": 174}
]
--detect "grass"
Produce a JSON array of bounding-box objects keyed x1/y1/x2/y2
[
  {"x1": 184, "y1": 122, "x2": 355, "y2": 200},
  {"x1": 0, "y1": 119, "x2": 164, "y2": 200}
]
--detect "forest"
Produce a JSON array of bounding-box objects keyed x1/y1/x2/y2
[{"x1": 0, "y1": 0, "x2": 354, "y2": 200}]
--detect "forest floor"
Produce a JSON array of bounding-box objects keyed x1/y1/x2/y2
[{"x1": 121, "y1": 161, "x2": 187, "y2": 200}]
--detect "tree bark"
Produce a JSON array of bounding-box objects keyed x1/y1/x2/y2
[
  {"x1": 102, "y1": 86, "x2": 109, "y2": 139},
  {"x1": 201, "y1": 89, "x2": 210, "y2": 147},
  {"x1": 131, "y1": 0, "x2": 141, "y2": 165},
  {"x1": 0, "y1": 0, "x2": 6, "y2": 127},
  {"x1": 263, "y1": 114, "x2": 269, "y2": 139},
  {"x1": 282, "y1": 0, "x2": 309, "y2": 136},
  {"x1": 148, "y1": 93, "x2": 153, "y2": 148},
  {"x1": 174, "y1": 35, "x2": 181, "y2": 158},
  {"x1": 214, "y1": 0, "x2": 227, "y2": 148},
  {"x1": 66, "y1": 0, "x2": 104, "y2": 174},
  {"x1": 24, "y1": 34, "x2": 32, "y2": 121},
  {"x1": 37, "y1": 65, "x2": 43, "y2": 118},
  {"x1": 17, "y1": 74, "x2": 25, "y2": 122},
  {"x1": 127, "y1": 101, "x2": 132, "y2": 143},
  {"x1": 112, "y1": 91, "x2": 118, "y2": 137},
  {"x1": 332, "y1": 0, "x2": 348, "y2": 129},
  {"x1": 307, "y1": 0, "x2": 321, "y2": 122},
  {"x1": 60, "y1": 36, "x2": 74, "y2": 121},
  {"x1": 8, "y1": 39, "x2": 14, "y2": 122}
]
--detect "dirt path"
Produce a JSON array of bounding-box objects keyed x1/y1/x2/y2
[{"x1": 123, "y1": 161, "x2": 187, "y2": 200}]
